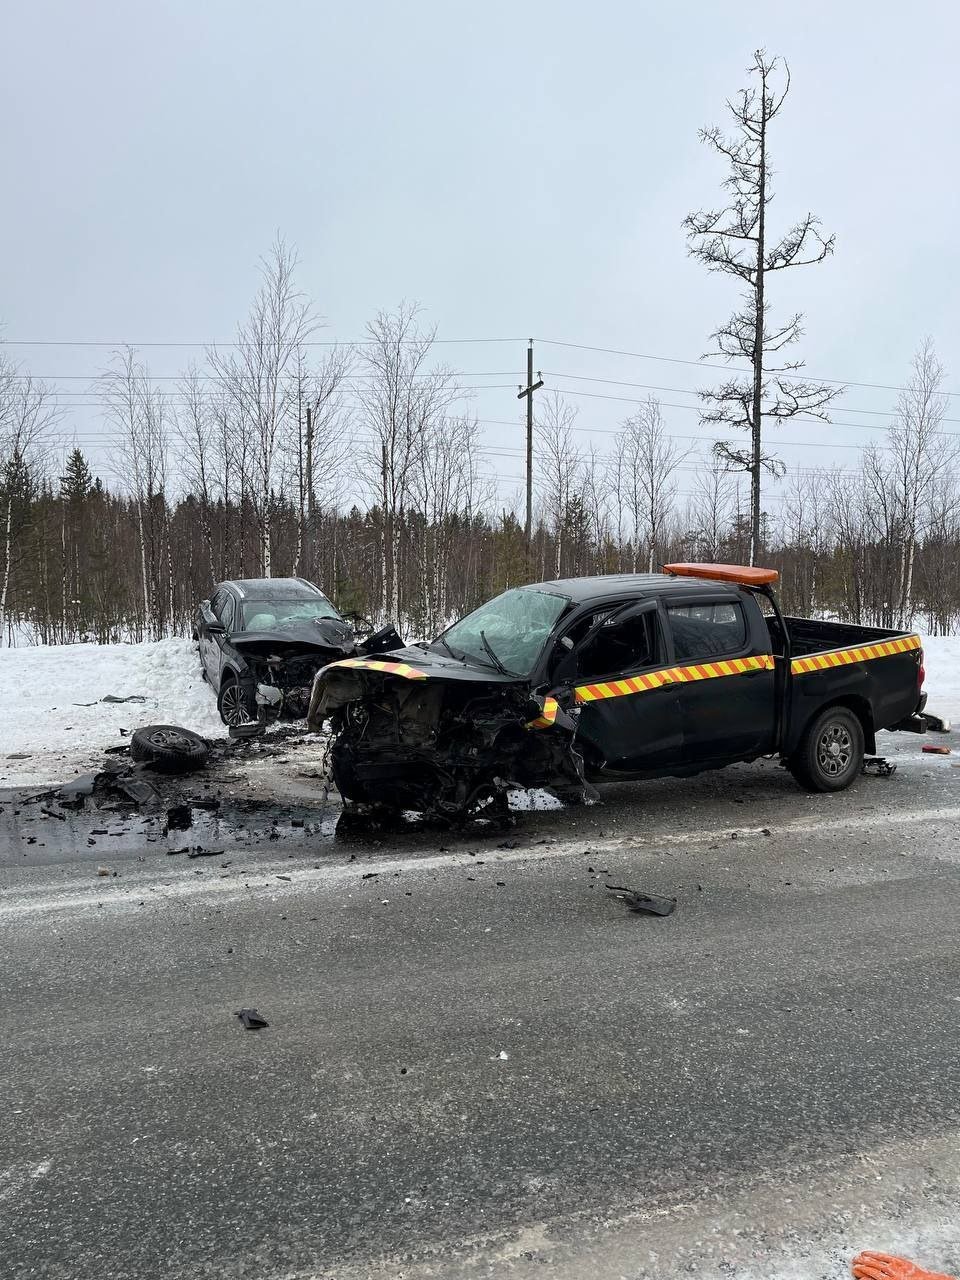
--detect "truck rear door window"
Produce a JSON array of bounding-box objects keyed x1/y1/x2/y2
[{"x1": 667, "y1": 602, "x2": 746, "y2": 661}]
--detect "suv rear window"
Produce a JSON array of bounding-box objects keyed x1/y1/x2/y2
[{"x1": 667, "y1": 602, "x2": 746, "y2": 661}]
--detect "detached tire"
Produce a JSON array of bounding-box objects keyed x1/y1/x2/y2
[
  {"x1": 130, "y1": 725, "x2": 210, "y2": 772},
  {"x1": 789, "y1": 706, "x2": 864, "y2": 793}
]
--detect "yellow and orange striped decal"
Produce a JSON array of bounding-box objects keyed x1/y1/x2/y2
[
  {"x1": 322, "y1": 657, "x2": 429, "y2": 680},
  {"x1": 791, "y1": 633, "x2": 921, "y2": 676},
  {"x1": 526, "y1": 695, "x2": 560, "y2": 730},
  {"x1": 574, "y1": 653, "x2": 775, "y2": 704}
]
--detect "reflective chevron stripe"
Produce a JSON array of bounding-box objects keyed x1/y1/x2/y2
[
  {"x1": 526, "y1": 696, "x2": 560, "y2": 729},
  {"x1": 574, "y1": 653, "x2": 776, "y2": 704},
  {"x1": 321, "y1": 657, "x2": 429, "y2": 680},
  {"x1": 791, "y1": 633, "x2": 921, "y2": 675}
]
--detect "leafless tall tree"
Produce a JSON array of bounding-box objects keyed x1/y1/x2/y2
[
  {"x1": 0, "y1": 353, "x2": 59, "y2": 640},
  {"x1": 100, "y1": 348, "x2": 169, "y2": 638},
  {"x1": 207, "y1": 237, "x2": 318, "y2": 576},
  {"x1": 286, "y1": 343, "x2": 353, "y2": 580},
  {"x1": 356, "y1": 304, "x2": 461, "y2": 620},
  {"x1": 888, "y1": 338, "x2": 958, "y2": 626},
  {"x1": 535, "y1": 392, "x2": 583, "y2": 579},
  {"x1": 685, "y1": 48, "x2": 840, "y2": 565},
  {"x1": 615, "y1": 397, "x2": 687, "y2": 572}
]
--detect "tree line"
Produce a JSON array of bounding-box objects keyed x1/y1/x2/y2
[{"x1": 1, "y1": 302, "x2": 957, "y2": 644}]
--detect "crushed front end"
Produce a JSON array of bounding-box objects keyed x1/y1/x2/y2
[{"x1": 308, "y1": 653, "x2": 588, "y2": 818}]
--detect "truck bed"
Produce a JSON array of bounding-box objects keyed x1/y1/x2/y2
[{"x1": 772, "y1": 616, "x2": 916, "y2": 658}]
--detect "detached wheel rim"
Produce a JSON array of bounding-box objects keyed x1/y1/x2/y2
[
  {"x1": 220, "y1": 683, "x2": 254, "y2": 726},
  {"x1": 148, "y1": 728, "x2": 196, "y2": 751},
  {"x1": 817, "y1": 722, "x2": 853, "y2": 777}
]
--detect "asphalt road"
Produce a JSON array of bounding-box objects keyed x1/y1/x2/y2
[{"x1": 3, "y1": 737, "x2": 960, "y2": 1279}]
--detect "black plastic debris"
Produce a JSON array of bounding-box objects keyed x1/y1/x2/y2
[
  {"x1": 606, "y1": 884, "x2": 677, "y2": 917},
  {"x1": 863, "y1": 756, "x2": 897, "y2": 777},
  {"x1": 235, "y1": 1008, "x2": 269, "y2": 1030},
  {"x1": 186, "y1": 846, "x2": 225, "y2": 859},
  {"x1": 113, "y1": 775, "x2": 161, "y2": 805},
  {"x1": 165, "y1": 804, "x2": 193, "y2": 831},
  {"x1": 101, "y1": 694, "x2": 147, "y2": 704}
]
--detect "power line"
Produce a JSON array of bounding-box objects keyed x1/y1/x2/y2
[
  {"x1": 536, "y1": 338, "x2": 960, "y2": 400},
  {"x1": 3, "y1": 333, "x2": 957, "y2": 398},
  {"x1": 1, "y1": 337, "x2": 526, "y2": 349}
]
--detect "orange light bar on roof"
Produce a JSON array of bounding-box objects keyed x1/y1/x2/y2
[{"x1": 663, "y1": 562, "x2": 780, "y2": 587}]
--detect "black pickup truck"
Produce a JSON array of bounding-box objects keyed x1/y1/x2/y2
[{"x1": 308, "y1": 564, "x2": 926, "y2": 818}]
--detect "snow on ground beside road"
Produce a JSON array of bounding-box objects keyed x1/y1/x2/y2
[
  {"x1": 0, "y1": 638, "x2": 224, "y2": 786},
  {"x1": 1, "y1": 633, "x2": 957, "y2": 790},
  {"x1": 916, "y1": 635, "x2": 960, "y2": 721}
]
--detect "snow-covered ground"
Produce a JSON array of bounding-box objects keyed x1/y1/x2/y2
[
  {"x1": 0, "y1": 638, "x2": 225, "y2": 786},
  {"x1": 0, "y1": 634, "x2": 957, "y2": 789}
]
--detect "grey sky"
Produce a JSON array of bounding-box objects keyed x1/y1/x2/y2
[{"x1": 2, "y1": 0, "x2": 958, "y2": 507}]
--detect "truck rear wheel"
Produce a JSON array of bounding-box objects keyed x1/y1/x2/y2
[{"x1": 789, "y1": 706, "x2": 864, "y2": 793}]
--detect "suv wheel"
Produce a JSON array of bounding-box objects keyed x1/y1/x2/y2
[
  {"x1": 218, "y1": 676, "x2": 256, "y2": 727},
  {"x1": 789, "y1": 706, "x2": 864, "y2": 793}
]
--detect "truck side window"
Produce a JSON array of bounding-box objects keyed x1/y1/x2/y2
[
  {"x1": 219, "y1": 595, "x2": 236, "y2": 632},
  {"x1": 210, "y1": 589, "x2": 228, "y2": 620},
  {"x1": 667, "y1": 602, "x2": 746, "y2": 661},
  {"x1": 576, "y1": 612, "x2": 658, "y2": 680}
]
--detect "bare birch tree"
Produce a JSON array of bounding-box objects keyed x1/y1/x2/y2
[
  {"x1": 0, "y1": 353, "x2": 59, "y2": 641},
  {"x1": 685, "y1": 49, "x2": 840, "y2": 565},
  {"x1": 535, "y1": 392, "x2": 583, "y2": 579},
  {"x1": 207, "y1": 237, "x2": 318, "y2": 576},
  {"x1": 888, "y1": 338, "x2": 957, "y2": 627},
  {"x1": 100, "y1": 348, "x2": 169, "y2": 638},
  {"x1": 615, "y1": 397, "x2": 687, "y2": 572},
  {"x1": 356, "y1": 304, "x2": 460, "y2": 621}
]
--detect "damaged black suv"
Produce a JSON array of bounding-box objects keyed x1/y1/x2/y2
[{"x1": 196, "y1": 578, "x2": 357, "y2": 725}]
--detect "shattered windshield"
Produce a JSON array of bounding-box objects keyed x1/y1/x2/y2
[
  {"x1": 241, "y1": 598, "x2": 341, "y2": 632},
  {"x1": 436, "y1": 587, "x2": 568, "y2": 677}
]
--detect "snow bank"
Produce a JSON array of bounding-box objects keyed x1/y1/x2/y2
[
  {"x1": 916, "y1": 635, "x2": 960, "y2": 721},
  {"x1": 0, "y1": 638, "x2": 225, "y2": 786}
]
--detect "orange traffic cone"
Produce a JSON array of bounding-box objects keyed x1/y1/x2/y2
[{"x1": 852, "y1": 1251, "x2": 957, "y2": 1280}]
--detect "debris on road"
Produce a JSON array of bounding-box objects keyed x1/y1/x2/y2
[
  {"x1": 186, "y1": 846, "x2": 225, "y2": 859},
  {"x1": 863, "y1": 756, "x2": 898, "y2": 776},
  {"x1": 165, "y1": 803, "x2": 193, "y2": 831},
  {"x1": 96, "y1": 866, "x2": 113, "y2": 877},
  {"x1": 235, "y1": 1008, "x2": 269, "y2": 1030},
  {"x1": 922, "y1": 744, "x2": 952, "y2": 755},
  {"x1": 851, "y1": 1250, "x2": 957, "y2": 1280},
  {"x1": 606, "y1": 884, "x2": 677, "y2": 917}
]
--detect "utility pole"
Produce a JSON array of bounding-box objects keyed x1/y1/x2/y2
[
  {"x1": 517, "y1": 339, "x2": 543, "y2": 542},
  {"x1": 304, "y1": 404, "x2": 314, "y2": 577}
]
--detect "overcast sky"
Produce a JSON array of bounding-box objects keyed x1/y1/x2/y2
[{"x1": 2, "y1": 0, "x2": 958, "y2": 506}]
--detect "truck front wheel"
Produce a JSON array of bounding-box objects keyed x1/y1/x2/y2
[{"x1": 789, "y1": 706, "x2": 864, "y2": 793}]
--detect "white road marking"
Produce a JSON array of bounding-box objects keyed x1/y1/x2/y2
[{"x1": 2, "y1": 803, "x2": 959, "y2": 924}]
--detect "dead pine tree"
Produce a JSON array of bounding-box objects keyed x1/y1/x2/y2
[{"x1": 684, "y1": 49, "x2": 840, "y2": 565}]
